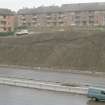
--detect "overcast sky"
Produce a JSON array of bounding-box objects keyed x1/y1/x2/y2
[{"x1": 1, "y1": 0, "x2": 105, "y2": 11}]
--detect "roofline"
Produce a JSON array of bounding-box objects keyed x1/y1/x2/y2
[
  {"x1": 18, "y1": 2, "x2": 105, "y2": 15},
  {"x1": 18, "y1": 10, "x2": 105, "y2": 15},
  {"x1": 62, "y1": 2, "x2": 105, "y2": 5}
]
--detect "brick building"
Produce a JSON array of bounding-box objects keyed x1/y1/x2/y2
[
  {"x1": 0, "y1": 9, "x2": 15, "y2": 32},
  {"x1": 17, "y1": 3, "x2": 105, "y2": 29}
]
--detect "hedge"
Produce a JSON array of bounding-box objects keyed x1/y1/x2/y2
[{"x1": 0, "y1": 32, "x2": 15, "y2": 36}]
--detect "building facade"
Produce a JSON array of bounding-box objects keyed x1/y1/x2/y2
[
  {"x1": 17, "y1": 3, "x2": 105, "y2": 29},
  {"x1": 0, "y1": 9, "x2": 15, "y2": 32}
]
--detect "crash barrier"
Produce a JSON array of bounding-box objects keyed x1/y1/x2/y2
[
  {"x1": 0, "y1": 65, "x2": 105, "y2": 76},
  {"x1": 0, "y1": 77, "x2": 88, "y2": 95}
]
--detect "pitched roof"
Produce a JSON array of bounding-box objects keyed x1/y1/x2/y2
[{"x1": 18, "y1": 2, "x2": 105, "y2": 15}]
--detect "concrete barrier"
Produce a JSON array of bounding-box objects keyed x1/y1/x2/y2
[
  {"x1": 0, "y1": 65, "x2": 105, "y2": 76},
  {"x1": 0, "y1": 77, "x2": 88, "y2": 95}
]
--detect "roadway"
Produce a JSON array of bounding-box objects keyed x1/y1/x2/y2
[
  {"x1": 0, "y1": 84, "x2": 104, "y2": 105},
  {"x1": 0, "y1": 67, "x2": 104, "y2": 87}
]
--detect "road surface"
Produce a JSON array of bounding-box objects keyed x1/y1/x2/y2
[
  {"x1": 0, "y1": 84, "x2": 104, "y2": 105},
  {"x1": 0, "y1": 67, "x2": 104, "y2": 87}
]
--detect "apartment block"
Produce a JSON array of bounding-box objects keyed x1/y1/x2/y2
[
  {"x1": 17, "y1": 3, "x2": 105, "y2": 29},
  {"x1": 0, "y1": 9, "x2": 15, "y2": 32}
]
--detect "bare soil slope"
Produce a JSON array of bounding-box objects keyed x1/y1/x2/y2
[{"x1": 0, "y1": 30, "x2": 105, "y2": 72}]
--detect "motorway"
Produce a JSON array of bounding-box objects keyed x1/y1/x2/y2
[
  {"x1": 0, "y1": 84, "x2": 104, "y2": 105},
  {"x1": 0, "y1": 67, "x2": 104, "y2": 105},
  {"x1": 0, "y1": 67, "x2": 104, "y2": 87}
]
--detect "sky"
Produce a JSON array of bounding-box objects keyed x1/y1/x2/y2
[{"x1": 1, "y1": 0, "x2": 105, "y2": 11}]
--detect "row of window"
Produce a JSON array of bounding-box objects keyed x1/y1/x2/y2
[
  {"x1": 75, "y1": 20, "x2": 94, "y2": 25},
  {"x1": 0, "y1": 27, "x2": 11, "y2": 31},
  {"x1": 20, "y1": 19, "x2": 105, "y2": 26},
  {"x1": 21, "y1": 21, "x2": 65, "y2": 26},
  {"x1": 20, "y1": 15, "x2": 104, "y2": 25}
]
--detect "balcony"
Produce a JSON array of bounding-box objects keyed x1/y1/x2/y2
[
  {"x1": 0, "y1": 24, "x2": 5, "y2": 28},
  {"x1": 21, "y1": 16, "x2": 26, "y2": 20},
  {"x1": 57, "y1": 19, "x2": 64, "y2": 22},
  {"x1": 32, "y1": 18, "x2": 38, "y2": 21},
  {"x1": 32, "y1": 20, "x2": 37, "y2": 23},
  {"x1": 0, "y1": 21, "x2": 7, "y2": 26},
  {"x1": 22, "y1": 20, "x2": 27, "y2": 23},
  {"x1": 47, "y1": 19, "x2": 54, "y2": 22},
  {"x1": 32, "y1": 15, "x2": 38, "y2": 18},
  {"x1": 1, "y1": 18, "x2": 7, "y2": 22},
  {"x1": 46, "y1": 15, "x2": 52, "y2": 19}
]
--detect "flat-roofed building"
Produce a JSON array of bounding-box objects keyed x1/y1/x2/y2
[
  {"x1": 17, "y1": 3, "x2": 105, "y2": 29},
  {"x1": 0, "y1": 9, "x2": 15, "y2": 32}
]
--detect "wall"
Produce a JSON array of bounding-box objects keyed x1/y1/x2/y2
[{"x1": 0, "y1": 77, "x2": 88, "y2": 95}]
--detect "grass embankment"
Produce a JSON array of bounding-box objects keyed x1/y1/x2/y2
[{"x1": 0, "y1": 30, "x2": 105, "y2": 72}]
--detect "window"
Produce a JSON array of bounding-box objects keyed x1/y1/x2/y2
[
  {"x1": 75, "y1": 16, "x2": 80, "y2": 19},
  {"x1": 101, "y1": 91, "x2": 105, "y2": 95},
  {"x1": 3, "y1": 15, "x2": 6, "y2": 19},
  {"x1": 88, "y1": 10, "x2": 94, "y2": 14},
  {"x1": 75, "y1": 11, "x2": 81, "y2": 15},
  {"x1": 82, "y1": 21, "x2": 87, "y2": 25},
  {"x1": 89, "y1": 16, "x2": 94, "y2": 19},
  {"x1": 1, "y1": 21, "x2": 6, "y2": 25},
  {"x1": 8, "y1": 27, "x2": 11, "y2": 32},
  {"x1": 32, "y1": 18, "x2": 37, "y2": 21},
  {"x1": 75, "y1": 21, "x2": 80, "y2": 25},
  {"x1": 89, "y1": 20, "x2": 94, "y2": 24},
  {"x1": 3, "y1": 27, "x2": 6, "y2": 31}
]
